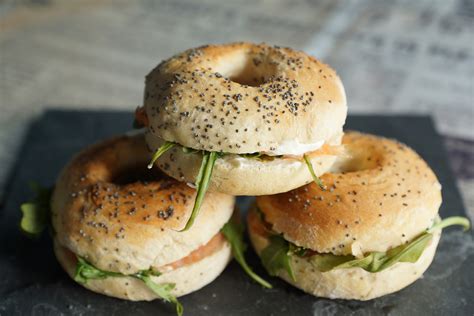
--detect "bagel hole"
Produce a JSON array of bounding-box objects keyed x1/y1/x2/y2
[
  {"x1": 217, "y1": 51, "x2": 276, "y2": 87},
  {"x1": 229, "y1": 68, "x2": 267, "y2": 87},
  {"x1": 111, "y1": 164, "x2": 162, "y2": 185},
  {"x1": 332, "y1": 149, "x2": 381, "y2": 173}
]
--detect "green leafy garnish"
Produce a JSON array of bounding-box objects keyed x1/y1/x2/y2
[
  {"x1": 239, "y1": 152, "x2": 282, "y2": 161},
  {"x1": 261, "y1": 216, "x2": 470, "y2": 276},
  {"x1": 310, "y1": 234, "x2": 432, "y2": 272},
  {"x1": 310, "y1": 253, "x2": 359, "y2": 272},
  {"x1": 309, "y1": 216, "x2": 470, "y2": 273},
  {"x1": 74, "y1": 257, "x2": 182, "y2": 316},
  {"x1": 221, "y1": 221, "x2": 272, "y2": 288},
  {"x1": 180, "y1": 151, "x2": 219, "y2": 231},
  {"x1": 239, "y1": 152, "x2": 263, "y2": 160},
  {"x1": 182, "y1": 146, "x2": 200, "y2": 154},
  {"x1": 147, "y1": 141, "x2": 175, "y2": 169},
  {"x1": 260, "y1": 235, "x2": 296, "y2": 281},
  {"x1": 376, "y1": 233, "x2": 433, "y2": 270},
  {"x1": 20, "y1": 182, "x2": 53, "y2": 237},
  {"x1": 288, "y1": 243, "x2": 308, "y2": 257},
  {"x1": 303, "y1": 154, "x2": 325, "y2": 190},
  {"x1": 136, "y1": 273, "x2": 183, "y2": 316},
  {"x1": 428, "y1": 216, "x2": 470, "y2": 233},
  {"x1": 74, "y1": 257, "x2": 122, "y2": 283}
]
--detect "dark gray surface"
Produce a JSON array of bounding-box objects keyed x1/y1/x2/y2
[{"x1": 0, "y1": 110, "x2": 472, "y2": 316}]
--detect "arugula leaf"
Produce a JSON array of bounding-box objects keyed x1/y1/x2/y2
[
  {"x1": 309, "y1": 216, "x2": 470, "y2": 273},
  {"x1": 74, "y1": 257, "x2": 182, "y2": 316},
  {"x1": 180, "y1": 151, "x2": 218, "y2": 231},
  {"x1": 310, "y1": 234, "x2": 433, "y2": 273},
  {"x1": 378, "y1": 233, "x2": 433, "y2": 270},
  {"x1": 20, "y1": 182, "x2": 53, "y2": 237},
  {"x1": 336, "y1": 252, "x2": 387, "y2": 271},
  {"x1": 239, "y1": 152, "x2": 283, "y2": 161},
  {"x1": 221, "y1": 221, "x2": 272, "y2": 288},
  {"x1": 288, "y1": 243, "x2": 308, "y2": 257},
  {"x1": 428, "y1": 216, "x2": 470, "y2": 233},
  {"x1": 260, "y1": 235, "x2": 296, "y2": 281},
  {"x1": 309, "y1": 253, "x2": 358, "y2": 272},
  {"x1": 260, "y1": 216, "x2": 469, "y2": 274},
  {"x1": 239, "y1": 152, "x2": 263, "y2": 160},
  {"x1": 182, "y1": 146, "x2": 200, "y2": 154},
  {"x1": 303, "y1": 154, "x2": 325, "y2": 190},
  {"x1": 135, "y1": 274, "x2": 183, "y2": 316},
  {"x1": 74, "y1": 257, "x2": 122, "y2": 283},
  {"x1": 147, "y1": 141, "x2": 176, "y2": 169}
]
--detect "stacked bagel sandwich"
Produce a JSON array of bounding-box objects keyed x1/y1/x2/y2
[
  {"x1": 20, "y1": 42, "x2": 469, "y2": 314},
  {"x1": 137, "y1": 42, "x2": 347, "y2": 229}
]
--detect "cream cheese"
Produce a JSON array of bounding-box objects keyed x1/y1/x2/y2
[
  {"x1": 263, "y1": 139, "x2": 325, "y2": 156},
  {"x1": 223, "y1": 156, "x2": 302, "y2": 169}
]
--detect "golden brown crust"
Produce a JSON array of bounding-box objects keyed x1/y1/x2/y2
[
  {"x1": 256, "y1": 132, "x2": 442, "y2": 255},
  {"x1": 51, "y1": 135, "x2": 235, "y2": 274},
  {"x1": 144, "y1": 42, "x2": 347, "y2": 154}
]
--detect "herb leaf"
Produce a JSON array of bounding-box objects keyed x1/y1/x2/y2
[
  {"x1": 136, "y1": 274, "x2": 183, "y2": 316},
  {"x1": 428, "y1": 216, "x2": 470, "y2": 233},
  {"x1": 260, "y1": 235, "x2": 296, "y2": 281},
  {"x1": 20, "y1": 182, "x2": 53, "y2": 237},
  {"x1": 74, "y1": 257, "x2": 122, "y2": 283},
  {"x1": 310, "y1": 253, "x2": 364, "y2": 272},
  {"x1": 288, "y1": 243, "x2": 308, "y2": 257},
  {"x1": 239, "y1": 152, "x2": 282, "y2": 161},
  {"x1": 260, "y1": 216, "x2": 469, "y2": 274},
  {"x1": 311, "y1": 233, "x2": 433, "y2": 273},
  {"x1": 74, "y1": 257, "x2": 182, "y2": 316},
  {"x1": 221, "y1": 221, "x2": 272, "y2": 288},
  {"x1": 377, "y1": 233, "x2": 433, "y2": 270},
  {"x1": 147, "y1": 141, "x2": 175, "y2": 169},
  {"x1": 303, "y1": 154, "x2": 325, "y2": 190},
  {"x1": 182, "y1": 146, "x2": 200, "y2": 154},
  {"x1": 239, "y1": 152, "x2": 263, "y2": 159},
  {"x1": 309, "y1": 216, "x2": 470, "y2": 273},
  {"x1": 180, "y1": 151, "x2": 218, "y2": 231}
]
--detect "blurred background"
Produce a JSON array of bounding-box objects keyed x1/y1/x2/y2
[{"x1": 0, "y1": 0, "x2": 473, "y2": 216}]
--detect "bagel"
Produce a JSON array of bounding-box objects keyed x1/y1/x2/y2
[
  {"x1": 50, "y1": 135, "x2": 235, "y2": 311},
  {"x1": 137, "y1": 42, "x2": 347, "y2": 196},
  {"x1": 248, "y1": 131, "x2": 469, "y2": 300}
]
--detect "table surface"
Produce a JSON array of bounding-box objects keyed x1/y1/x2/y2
[
  {"x1": 0, "y1": 111, "x2": 472, "y2": 315},
  {"x1": 0, "y1": 0, "x2": 473, "y2": 220}
]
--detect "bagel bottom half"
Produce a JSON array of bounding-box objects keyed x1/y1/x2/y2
[
  {"x1": 247, "y1": 207, "x2": 441, "y2": 301},
  {"x1": 54, "y1": 239, "x2": 231, "y2": 300},
  {"x1": 145, "y1": 132, "x2": 342, "y2": 196}
]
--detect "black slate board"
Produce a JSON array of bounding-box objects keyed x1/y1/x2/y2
[{"x1": 0, "y1": 110, "x2": 472, "y2": 316}]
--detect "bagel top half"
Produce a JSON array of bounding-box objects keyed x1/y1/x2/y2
[
  {"x1": 142, "y1": 42, "x2": 347, "y2": 156},
  {"x1": 51, "y1": 135, "x2": 235, "y2": 275},
  {"x1": 255, "y1": 131, "x2": 442, "y2": 256}
]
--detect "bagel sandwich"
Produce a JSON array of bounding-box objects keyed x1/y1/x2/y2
[
  {"x1": 247, "y1": 131, "x2": 470, "y2": 300},
  {"x1": 135, "y1": 42, "x2": 347, "y2": 230},
  {"x1": 20, "y1": 135, "x2": 271, "y2": 315}
]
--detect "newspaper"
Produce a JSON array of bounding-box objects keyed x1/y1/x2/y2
[
  {"x1": 0, "y1": 0, "x2": 473, "y2": 215},
  {"x1": 305, "y1": 0, "x2": 474, "y2": 139}
]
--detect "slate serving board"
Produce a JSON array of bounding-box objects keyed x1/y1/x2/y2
[{"x1": 0, "y1": 110, "x2": 472, "y2": 316}]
